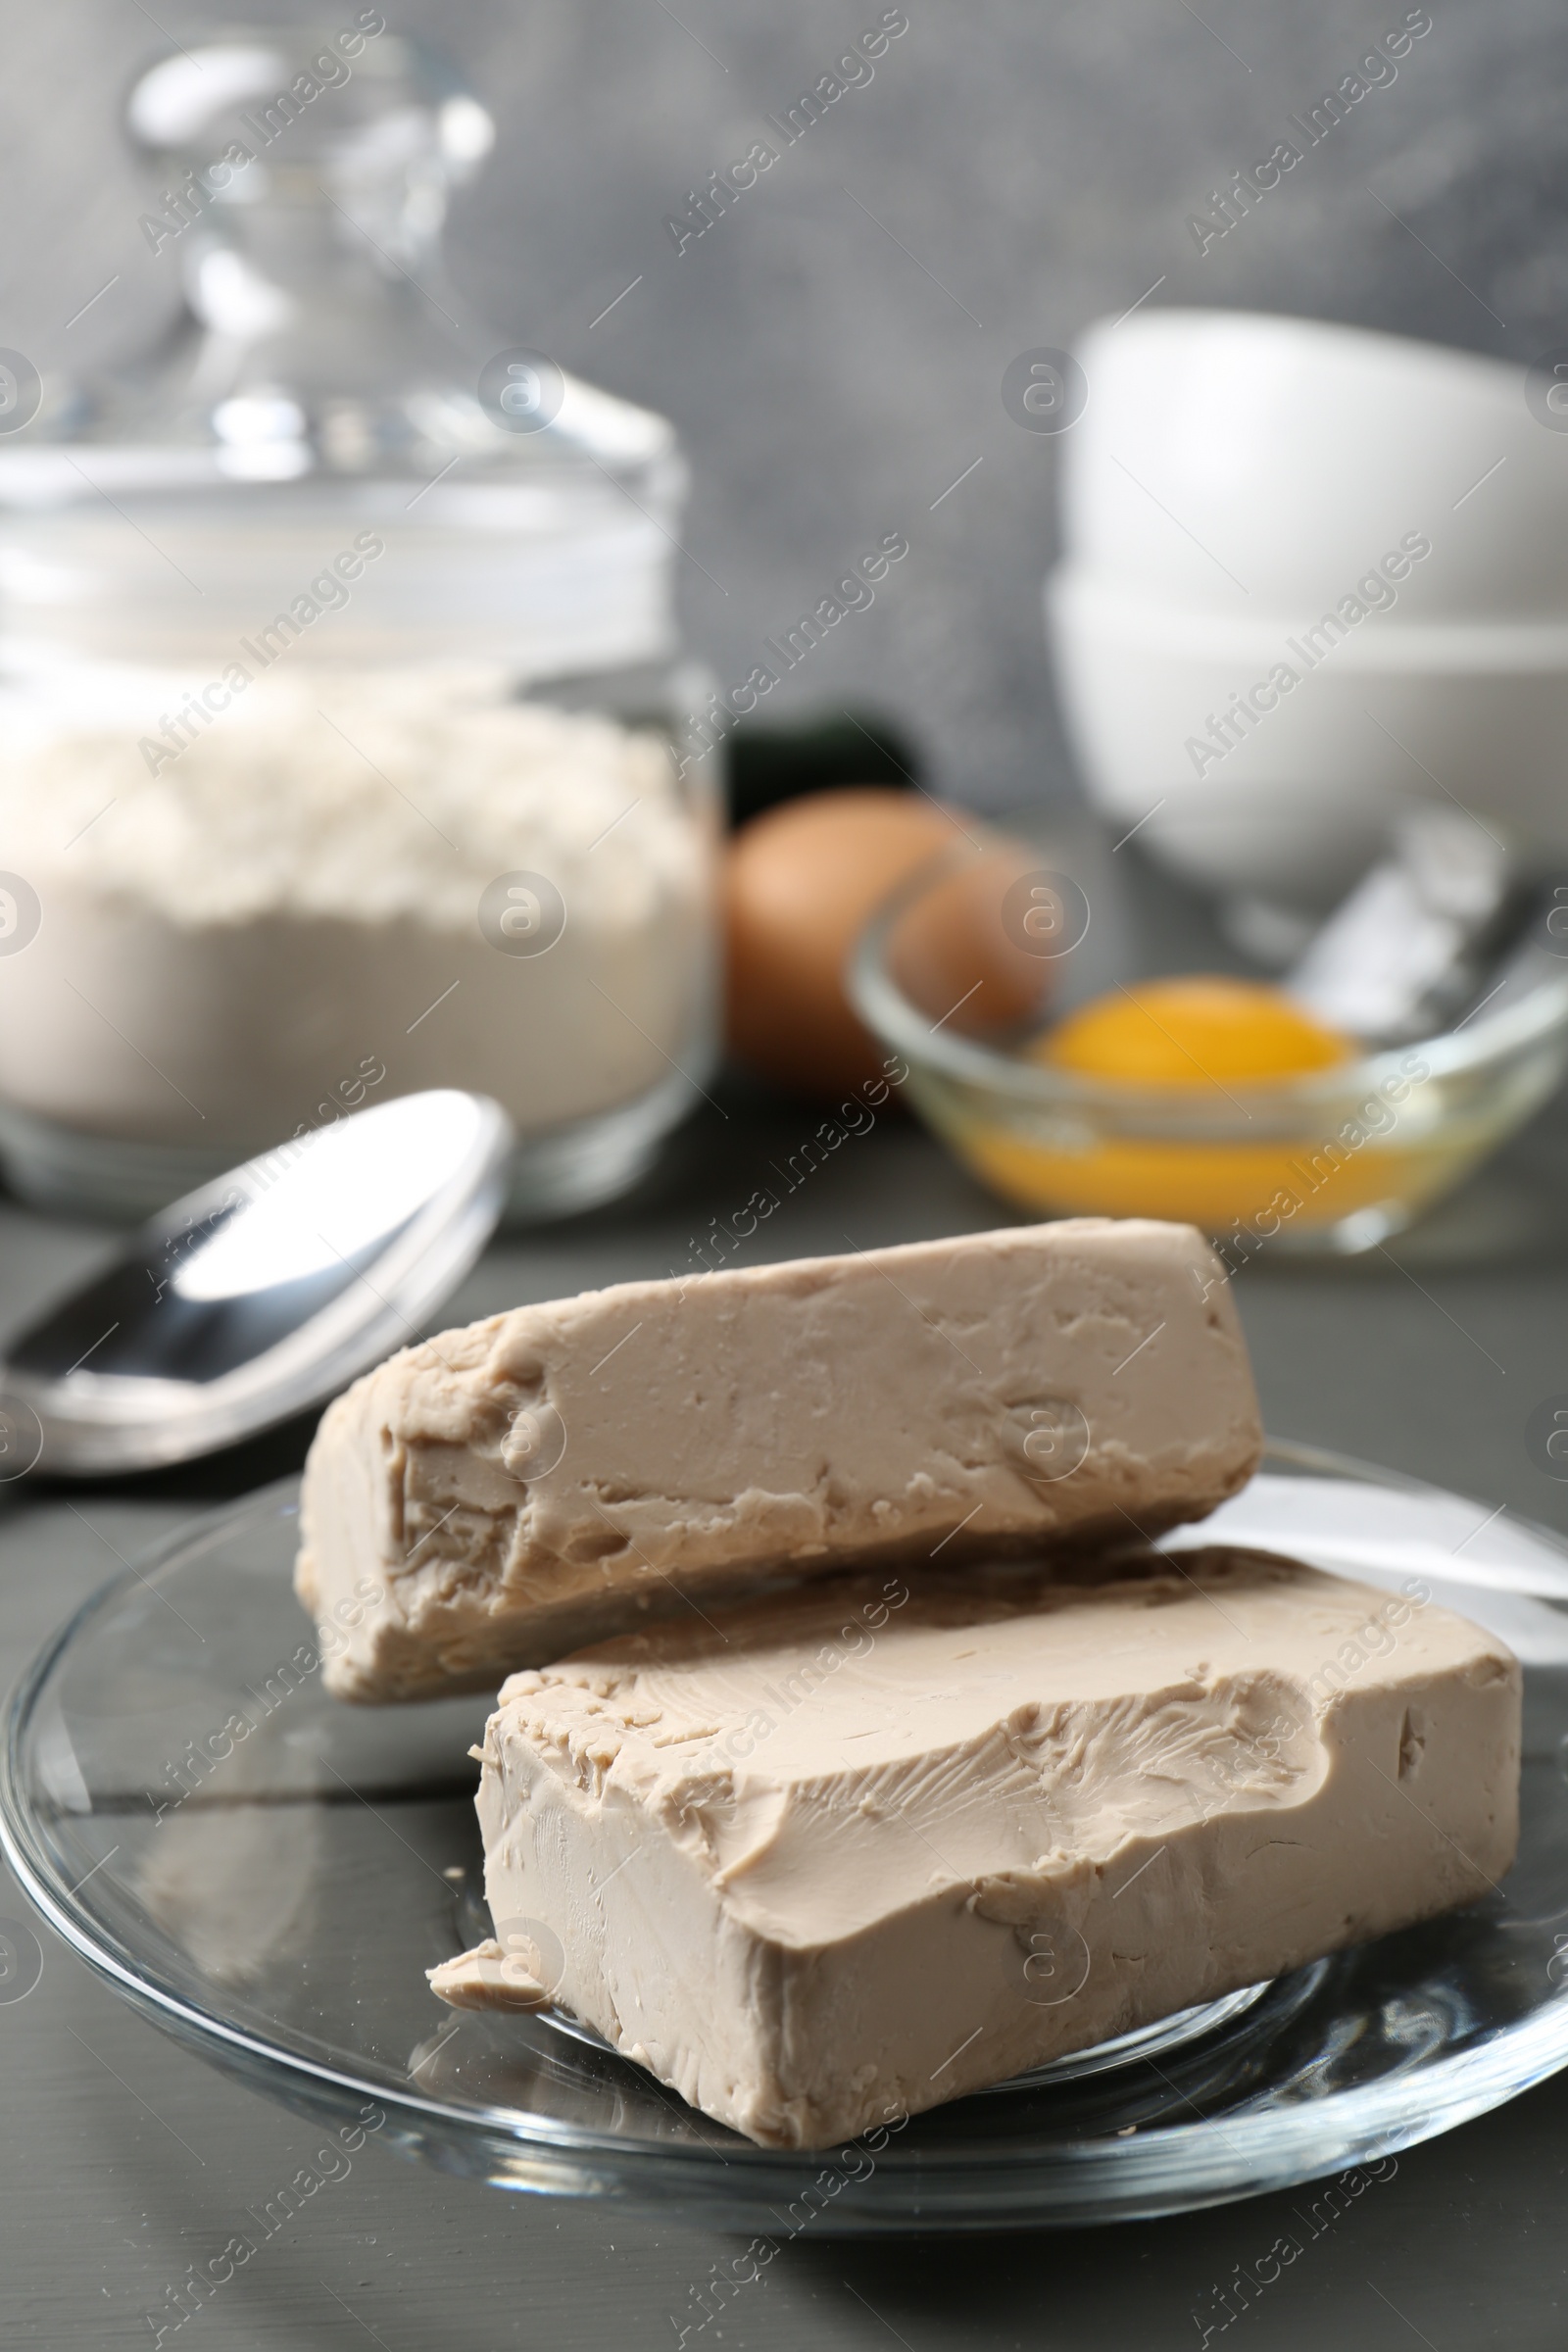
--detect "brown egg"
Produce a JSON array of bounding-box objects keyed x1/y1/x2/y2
[
  {"x1": 884, "y1": 846, "x2": 1056, "y2": 1043},
  {"x1": 724, "y1": 788, "x2": 1048, "y2": 1096}
]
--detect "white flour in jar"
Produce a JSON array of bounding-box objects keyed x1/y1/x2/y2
[{"x1": 0, "y1": 666, "x2": 713, "y2": 1152}]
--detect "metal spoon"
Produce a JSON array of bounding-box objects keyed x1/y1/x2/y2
[{"x1": 0, "y1": 1090, "x2": 514, "y2": 1479}]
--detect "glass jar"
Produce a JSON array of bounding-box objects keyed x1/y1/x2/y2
[{"x1": 0, "y1": 24, "x2": 719, "y2": 1220}]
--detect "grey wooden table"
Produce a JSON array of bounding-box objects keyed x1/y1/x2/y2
[{"x1": 3, "y1": 1082, "x2": 1568, "y2": 2350}]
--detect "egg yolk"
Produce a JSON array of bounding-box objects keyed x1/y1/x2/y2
[
  {"x1": 948, "y1": 973, "x2": 1389, "y2": 1228},
  {"x1": 1038, "y1": 976, "x2": 1351, "y2": 1087}
]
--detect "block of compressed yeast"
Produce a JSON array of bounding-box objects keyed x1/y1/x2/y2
[
  {"x1": 429, "y1": 1548, "x2": 1519, "y2": 2148},
  {"x1": 296, "y1": 1218, "x2": 1261, "y2": 1701}
]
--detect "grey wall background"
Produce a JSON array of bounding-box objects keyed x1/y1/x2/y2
[{"x1": 0, "y1": 0, "x2": 1560, "y2": 808}]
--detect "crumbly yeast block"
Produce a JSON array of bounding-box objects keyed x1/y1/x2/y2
[
  {"x1": 296, "y1": 1220, "x2": 1262, "y2": 1700},
  {"x1": 431, "y1": 1548, "x2": 1519, "y2": 2149}
]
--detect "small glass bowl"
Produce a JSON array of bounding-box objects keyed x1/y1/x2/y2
[{"x1": 850, "y1": 838, "x2": 1568, "y2": 1254}]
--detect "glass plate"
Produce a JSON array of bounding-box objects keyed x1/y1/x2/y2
[{"x1": 5, "y1": 1440, "x2": 1568, "y2": 2233}]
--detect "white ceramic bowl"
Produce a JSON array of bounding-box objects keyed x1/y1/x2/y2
[
  {"x1": 1049, "y1": 566, "x2": 1568, "y2": 905},
  {"x1": 1064, "y1": 310, "x2": 1568, "y2": 623}
]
